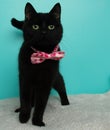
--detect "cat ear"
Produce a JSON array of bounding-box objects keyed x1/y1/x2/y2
[
  {"x1": 25, "y1": 2, "x2": 37, "y2": 20},
  {"x1": 50, "y1": 3, "x2": 61, "y2": 19}
]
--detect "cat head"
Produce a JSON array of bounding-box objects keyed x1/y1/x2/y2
[{"x1": 23, "y1": 3, "x2": 63, "y2": 51}]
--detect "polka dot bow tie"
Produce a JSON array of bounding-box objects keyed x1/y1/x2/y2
[{"x1": 30, "y1": 45, "x2": 65, "y2": 64}]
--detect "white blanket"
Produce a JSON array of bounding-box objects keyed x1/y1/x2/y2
[{"x1": 0, "y1": 92, "x2": 110, "y2": 130}]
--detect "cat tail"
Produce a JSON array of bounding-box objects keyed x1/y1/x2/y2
[{"x1": 11, "y1": 18, "x2": 24, "y2": 30}]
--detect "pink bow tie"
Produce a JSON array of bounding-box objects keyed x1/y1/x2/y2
[{"x1": 30, "y1": 45, "x2": 65, "y2": 64}]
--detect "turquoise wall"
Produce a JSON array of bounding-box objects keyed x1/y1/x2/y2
[{"x1": 0, "y1": 0, "x2": 110, "y2": 99}]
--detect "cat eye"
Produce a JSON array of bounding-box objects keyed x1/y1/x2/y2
[
  {"x1": 32, "y1": 25, "x2": 39, "y2": 30},
  {"x1": 48, "y1": 25, "x2": 55, "y2": 30}
]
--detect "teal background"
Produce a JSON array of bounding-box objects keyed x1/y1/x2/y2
[{"x1": 0, "y1": 0, "x2": 110, "y2": 99}]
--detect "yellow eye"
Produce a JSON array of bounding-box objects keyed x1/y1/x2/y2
[
  {"x1": 48, "y1": 25, "x2": 55, "y2": 30},
  {"x1": 32, "y1": 25, "x2": 39, "y2": 30}
]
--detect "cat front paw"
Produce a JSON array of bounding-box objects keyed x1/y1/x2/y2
[
  {"x1": 15, "y1": 107, "x2": 21, "y2": 113},
  {"x1": 19, "y1": 111, "x2": 30, "y2": 123},
  {"x1": 32, "y1": 117, "x2": 45, "y2": 127}
]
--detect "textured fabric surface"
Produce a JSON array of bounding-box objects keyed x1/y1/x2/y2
[{"x1": 0, "y1": 92, "x2": 110, "y2": 130}]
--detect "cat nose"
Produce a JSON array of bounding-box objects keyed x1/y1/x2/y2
[{"x1": 42, "y1": 30, "x2": 46, "y2": 34}]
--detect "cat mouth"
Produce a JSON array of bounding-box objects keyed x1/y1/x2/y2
[
  {"x1": 32, "y1": 34, "x2": 57, "y2": 48},
  {"x1": 39, "y1": 35, "x2": 51, "y2": 43}
]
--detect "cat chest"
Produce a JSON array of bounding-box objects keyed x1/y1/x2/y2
[{"x1": 19, "y1": 63, "x2": 58, "y2": 84}]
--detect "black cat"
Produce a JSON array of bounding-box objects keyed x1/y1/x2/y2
[{"x1": 11, "y1": 3, "x2": 69, "y2": 126}]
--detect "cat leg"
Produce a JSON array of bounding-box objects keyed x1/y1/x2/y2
[
  {"x1": 15, "y1": 86, "x2": 35, "y2": 113},
  {"x1": 15, "y1": 94, "x2": 34, "y2": 114},
  {"x1": 32, "y1": 87, "x2": 51, "y2": 126},
  {"x1": 18, "y1": 80, "x2": 32, "y2": 123},
  {"x1": 53, "y1": 73, "x2": 69, "y2": 105},
  {"x1": 11, "y1": 18, "x2": 24, "y2": 30}
]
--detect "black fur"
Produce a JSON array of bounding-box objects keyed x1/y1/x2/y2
[{"x1": 11, "y1": 3, "x2": 69, "y2": 126}]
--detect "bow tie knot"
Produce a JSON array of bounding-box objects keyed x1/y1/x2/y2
[{"x1": 30, "y1": 45, "x2": 65, "y2": 64}]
